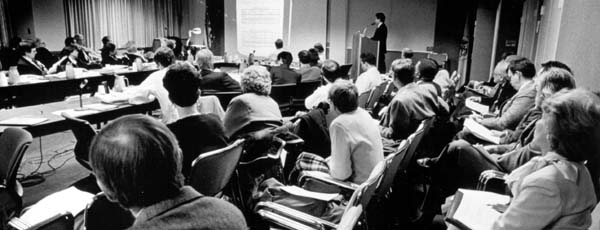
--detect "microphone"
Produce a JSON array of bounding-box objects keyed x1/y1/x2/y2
[{"x1": 370, "y1": 22, "x2": 376, "y2": 26}]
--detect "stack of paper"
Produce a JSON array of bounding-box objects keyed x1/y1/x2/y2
[
  {"x1": 446, "y1": 189, "x2": 510, "y2": 230},
  {"x1": 12, "y1": 187, "x2": 94, "y2": 229},
  {"x1": 466, "y1": 100, "x2": 490, "y2": 115},
  {"x1": 280, "y1": 186, "x2": 340, "y2": 201},
  {"x1": 463, "y1": 119, "x2": 500, "y2": 144}
]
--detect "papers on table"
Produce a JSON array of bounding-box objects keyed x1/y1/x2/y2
[
  {"x1": 465, "y1": 99, "x2": 490, "y2": 115},
  {"x1": 12, "y1": 187, "x2": 94, "y2": 229},
  {"x1": 19, "y1": 74, "x2": 49, "y2": 84},
  {"x1": 84, "y1": 103, "x2": 118, "y2": 111},
  {"x1": 280, "y1": 186, "x2": 340, "y2": 201},
  {"x1": 97, "y1": 93, "x2": 130, "y2": 104},
  {"x1": 52, "y1": 109, "x2": 97, "y2": 117},
  {"x1": 463, "y1": 118, "x2": 500, "y2": 144},
  {"x1": 446, "y1": 189, "x2": 510, "y2": 230},
  {"x1": 0, "y1": 117, "x2": 48, "y2": 126}
]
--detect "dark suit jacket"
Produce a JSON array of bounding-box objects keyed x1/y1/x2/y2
[
  {"x1": 17, "y1": 57, "x2": 47, "y2": 75},
  {"x1": 270, "y1": 65, "x2": 301, "y2": 85},
  {"x1": 35, "y1": 47, "x2": 58, "y2": 69},
  {"x1": 296, "y1": 66, "x2": 321, "y2": 82},
  {"x1": 200, "y1": 69, "x2": 242, "y2": 92},
  {"x1": 101, "y1": 54, "x2": 130, "y2": 66},
  {"x1": 129, "y1": 186, "x2": 247, "y2": 230},
  {"x1": 371, "y1": 23, "x2": 387, "y2": 54},
  {"x1": 380, "y1": 83, "x2": 442, "y2": 140}
]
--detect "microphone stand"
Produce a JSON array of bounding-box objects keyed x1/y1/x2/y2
[{"x1": 74, "y1": 79, "x2": 90, "y2": 111}]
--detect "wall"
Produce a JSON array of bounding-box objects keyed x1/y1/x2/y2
[
  {"x1": 345, "y1": 0, "x2": 437, "y2": 52},
  {"x1": 31, "y1": 0, "x2": 66, "y2": 51},
  {"x1": 7, "y1": 0, "x2": 35, "y2": 41},
  {"x1": 433, "y1": 0, "x2": 472, "y2": 72},
  {"x1": 555, "y1": 0, "x2": 600, "y2": 90},
  {"x1": 470, "y1": 0, "x2": 497, "y2": 81}
]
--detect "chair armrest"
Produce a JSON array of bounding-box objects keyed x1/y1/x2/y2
[
  {"x1": 256, "y1": 201, "x2": 337, "y2": 229},
  {"x1": 299, "y1": 171, "x2": 358, "y2": 192},
  {"x1": 257, "y1": 209, "x2": 321, "y2": 230},
  {"x1": 477, "y1": 170, "x2": 508, "y2": 194}
]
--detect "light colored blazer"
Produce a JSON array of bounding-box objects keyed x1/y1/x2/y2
[
  {"x1": 223, "y1": 93, "x2": 282, "y2": 138},
  {"x1": 493, "y1": 152, "x2": 597, "y2": 229},
  {"x1": 480, "y1": 80, "x2": 536, "y2": 131}
]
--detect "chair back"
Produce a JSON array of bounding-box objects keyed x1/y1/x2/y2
[
  {"x1": 62, "y1": 113, "x2": 96, "y2": 171},
  {"x1": 201, "y1": 90, "x2": 242, "y2": 110},
  {"x1": 270, "y1": 83, "x2": 296, "y2": 111},
  {"x1": 401, "y1": 118, "x2": 434, "y2": 170},
  {"x1": 84, "y1": 193, "x2": 134, "y2": 230},
  {"x1": 189, "y1": 139, "x2": 245, "y2": 196},
  {"x1": 351, "y1": 159, "x2": 387, "y2": 213},
  {"x1": 357, "y1": 90, "x2": 371, "y2": 109},
  {"x1": 375, "y1": 140, "x2": 409, "y2": 198},
  {"x1": 294, "y1": 80, "x2": 321, "y2": 101},
  {"x1": 0, "y1": 128, "x2": 32, "y2": 188}
]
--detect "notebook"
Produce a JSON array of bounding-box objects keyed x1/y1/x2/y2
[
  {"x1": 463, "y1": 118, "x2": 500, "y2": 144},
  {"x1": 446, "y1": 189, "x2": 510, "y2": 230},
  {"x1": 465, "y1": 99, "x2": 491, "y2": 115}
]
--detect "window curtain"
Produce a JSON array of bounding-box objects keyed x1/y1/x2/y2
[
  {"x1": 64, "y1": 0, "x2": 183, "y2": 50},
  {"x1": 0, "y1": 0, "x2": 10, "y2": 47}
]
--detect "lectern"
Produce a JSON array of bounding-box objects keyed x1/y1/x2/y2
[{"x1": 349, "y1": 31, "x2": 380, "y2": 81}]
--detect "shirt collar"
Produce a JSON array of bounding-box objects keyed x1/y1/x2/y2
[{"x1": 133, "y1": 186, "x2": 201, "y2": 225}]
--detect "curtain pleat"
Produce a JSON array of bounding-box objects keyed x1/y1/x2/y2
[
  {"x1": 64, "y1": 0, "x2": 182, "y2": 50},
  {"x1": 0, "y1": 0, "x2": 10, "y2": 46}
]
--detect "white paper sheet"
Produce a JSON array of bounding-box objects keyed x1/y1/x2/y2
[
  {"x1": 17, "y1": 187, "x2": 94, "y2": 227},
  {"x1": 52, "y1": 109, "x2": 98, "y2": 117},
  {"x1": 0, "y1": 117, "x2": 48, "y2": 126},
  {"x1": 452, "y1": 189, "x2": 510, "y2": 230},
  {"x1": 466, "y1": 99, "x2": 490, "y2": 115},
  {"x1": 280, "y1": 186, "x2": 339, "y2": 202},
  {"x1": 463, "y1": 118, "x2": 500, "y2": 144}
]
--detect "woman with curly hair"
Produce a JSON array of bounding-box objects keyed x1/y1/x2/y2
[{"x1": 223, "y1": 65, "x2": 282, "y2": 138}]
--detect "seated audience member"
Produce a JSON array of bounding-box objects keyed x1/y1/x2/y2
[
  {"x1": 473, "y1": 56, "x2": 536, "y2": 131},
  {"x1": 195, "y1": 48, "x2": 241, "y2": 92},
  {"x1": 129, "y1": 47, "x2": 178, "y2": 124},
  {"x1": 101, "y1": 43, "x2": 130, "y2": 66},
  {"x1": 60, "y1": 37, "x2": 98, "y2": 69},
  {"x1": 268, "y1": 39, "x2": 284, "y2": 63},
  {"x1": 305, "y1": 60, "x2": 345, "y2": 109},
  {"x1": 163, "y1": 62, "x2": 228, "y2": 180},
  {"x1": 355, "y1": 52, "x2": 383, "y2": 95},
  {"x1": 223, "y1": 65, "x2": 282, "y2": 138},
  {"x1": 294, "y1": 80, "x2": 384, "y2": 184},
  {"x1": 270, "y1": 51, "x2": 301, "y2": 85},
  {"x1": 469, "y1": 59, "x2": 517, "y2": 112},
  {"x1": 101, "y1": 36, "x2": 111, "y2": 50},
  {"x1": 491, "y1": 89, "x2": 599, "y2": 229},
  {"x1": 17, "y1": 42, "x2": 48, "y2": 75},
  {"x1": 380, "y1": 59, "x2": 445, "y2": 141},
  {"x1": 420, "y1": 67, "x2": 576, "y2": 196},
  {"x1": 314, "y1": 43, "x2": 325, "y2": 63},
  {"x1": 0, "y1": 37, "x2": 22, "y2": 69},
  {"x1": 89, "y1": 115, "x2": 247, "y2": 230},
  {"x1": 296, "y1": 49, "x2": 321, "y2": 82},
  {"x1": 124, "y1": 41, "x2": 147, "y2": 63},
  {"x1": 433, "y1": 63, "x2": 454, "y2": 99},
  {"x1": 401, "y1": 48, "x2": 413, "y2": 60},
  {"x1": 33, "y1": 38, "x2": 57, "y2": 68},
  {"x1": 73, "y1": 33, "x2": 101, "y2": 60},
  {"x1": 415, "y1": 58, "x2": 442, "y2": 97}
]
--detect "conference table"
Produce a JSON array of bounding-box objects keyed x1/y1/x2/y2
[
  {"x1": 0, "y1": 65, "x2": 158, "y2": 108},
  {"x1": 0, "y1": 96, "x2": 159, "y2": 137}
]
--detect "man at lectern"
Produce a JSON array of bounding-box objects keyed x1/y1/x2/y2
[{"x1": 371, "y1": 12, "x2": 388, "y2": 73}]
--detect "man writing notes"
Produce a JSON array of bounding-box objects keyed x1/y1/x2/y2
[{"x1": 371, "y1": 12, "x2": 388, "y2": 73}]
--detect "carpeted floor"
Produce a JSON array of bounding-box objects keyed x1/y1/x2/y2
[{"x1": 18, "y1": 131, "x2": 91, "y2": 207}]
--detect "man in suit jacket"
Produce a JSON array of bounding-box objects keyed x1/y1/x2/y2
[
  {"x1": 195, "y1": 48, "x2": 241, "y2": 92},
  {"x1": 380, "y1": 59, "x2": 446, "y2": 140},
  {"x1": 371, "y1": 12, "x2": 387, "y2": 73},
  {"x1": 17, "y1": 43, "x2": 47, "y2": 75},
  {"x1": 270, "y1": 51, "x2": 301, "y2": 85},
  {"x1": 476, "y1": 57, "x2": 537, "y2": 131}
]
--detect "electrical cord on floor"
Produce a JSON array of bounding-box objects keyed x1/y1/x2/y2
[{"x1": 17, "y1": 136, "x2": 76, "y2": 187}]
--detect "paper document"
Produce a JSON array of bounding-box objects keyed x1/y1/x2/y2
[
  {"x1": 97, "y1": 93, "x2": 130, "y2": 104},
  {"x1": 280, "y1": 186, "x2": 340, "y2": 201},
  {"x1": 463, "y1": 119, "x2": 500, "y2": 144},
  {"x1": 448, "y1": 189, "x2": 510, "y2": 230},
  {"x1": 0, "y1": 117, "x2": 48, "y2": 126},
  {"x1": 16, "y1": 187, "x2": 94, "y2": 228},
  {"x1": 52, "y1": 109, "x2": 97, "y2": 117},
  {"x1": 465, "y1": 100, "x2": 490, "y2": 115},
  {"x1": 84, "y1": 103, "x2": 118, "y2": 111}
]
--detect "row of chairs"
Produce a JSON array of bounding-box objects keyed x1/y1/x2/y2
[
  {"x1": 200, "y1": 80, "x2": 322, "y2": 113},
  {"x1": 256, "y1": 117, "x2": 435, "y2": 229}
]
